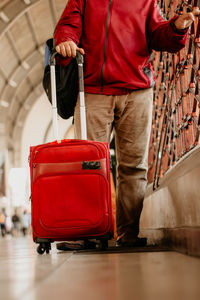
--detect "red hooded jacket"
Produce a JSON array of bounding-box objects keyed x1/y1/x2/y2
[{"x1": 54, "y1": 0, "x2": 188, "y2": 95}]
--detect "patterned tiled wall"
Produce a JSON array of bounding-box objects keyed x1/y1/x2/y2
[{"x1": 148, "y1": 0, "x2": 200, "y2": 188}]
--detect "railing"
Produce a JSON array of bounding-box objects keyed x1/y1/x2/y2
[{"x1": 148, "y1": 0, "x2": 200, "y2": 189}]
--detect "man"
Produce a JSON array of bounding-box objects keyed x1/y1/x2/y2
[
  {"x1": 54, "y1": 0, "x2": 199, "y2": 248},
  {"x1": 0, "y1": 208, "x2": 6, "y2": 237},
  {"x1": 12, "y1": 209, "x2": 20, "y2": 237},
  {"x1": 21, "y1": 210, "x2": 31, "y2": 236}
]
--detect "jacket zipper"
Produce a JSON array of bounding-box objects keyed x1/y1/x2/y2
[{"x1": 100, "y1": 0, "x2": 112, "y2": 93}]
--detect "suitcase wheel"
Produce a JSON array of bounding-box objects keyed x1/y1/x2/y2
[{"x1": 37, "y1": 242, "x2": 51, "y2": 255}]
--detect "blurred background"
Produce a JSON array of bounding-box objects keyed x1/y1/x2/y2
[
  {"x1": 0, "y1": 0, "x2": 76, "y2": 237},
  {"x1": 0, "y1": 0, "x2": 199, "y2": 257}
]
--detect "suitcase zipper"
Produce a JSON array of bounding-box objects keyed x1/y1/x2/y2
[
  {"x1": 34, "y1": 151, "x2": 38, "y2": 160},
  {"x1": 31, "y1": 142, "x2": 110, "y2": 178},
  {"x1": 31, "y1": 151, "x2": 38, "y2": 168},
  {"x1": 100, "y1": 0, "x2": 112, "y2": 93},
  {"x1": 33, "y1": 141, "x2": 104, "y2": 159}
]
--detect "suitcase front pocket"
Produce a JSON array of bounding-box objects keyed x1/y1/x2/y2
[{"x1": 32, "y1": 160, "x2": 109, "y2": 235}]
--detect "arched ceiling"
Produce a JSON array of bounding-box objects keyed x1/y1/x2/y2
[{"x1": 0, "y1": 0, "x2": 67, "y2": 153}]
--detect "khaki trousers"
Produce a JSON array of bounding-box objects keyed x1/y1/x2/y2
[{"x1": 74, "y1": 88, "x2": 153, "y2": 238}]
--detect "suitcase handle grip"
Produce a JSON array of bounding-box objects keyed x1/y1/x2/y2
[
  {"x1": 76, "y1": 51, "x2": 84, "y2": 65},
  {"x1": 50, "y1": 49, "x2": 84, "y2": 66}
]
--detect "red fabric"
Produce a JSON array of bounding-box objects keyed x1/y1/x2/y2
[
  {"x1": 30, "y1": 140, "x2": 114, "y2": 241},
  {"x1": 54, "y1": 0, "x2": 188, "y2": 95}
]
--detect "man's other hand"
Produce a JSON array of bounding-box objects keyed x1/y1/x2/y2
[
  {"x1": 174, "y1": 7, "x2": 200, "y2": 30},
  {"x1": 56, "y1": 40, "x2": 85, "y2": 58}
]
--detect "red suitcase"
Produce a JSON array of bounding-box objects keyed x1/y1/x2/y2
[{"x1": 30, "y1": 52, "x2": 114, "y2": 254}]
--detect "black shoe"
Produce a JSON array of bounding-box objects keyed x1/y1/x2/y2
[
  {"x1": 56, "y1": 240, "x2": 97, "y2": 251},
  {"x1": 116, "y1": 237, "x2": 147, "y2": 248}
]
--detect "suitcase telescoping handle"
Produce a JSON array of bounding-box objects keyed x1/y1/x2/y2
[
  {"x1": 50, "y1": 51, "x2": 87, "y2": 141},
  {"x1": 76, "y1": 53, "x2": 87, "y2": 140}
]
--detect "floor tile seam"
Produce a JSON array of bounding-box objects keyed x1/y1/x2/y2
[{"x1": 18, "y1": 252, "x2": 74, "y2": 300}]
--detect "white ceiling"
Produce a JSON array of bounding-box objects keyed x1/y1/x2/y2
[{"x1": 0, "y1": 0, "x2": 67, "y2": 152}]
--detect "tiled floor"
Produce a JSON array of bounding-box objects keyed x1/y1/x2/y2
[{"x1": 0, "y1": 236, "x2": 200, "y2": 300}]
